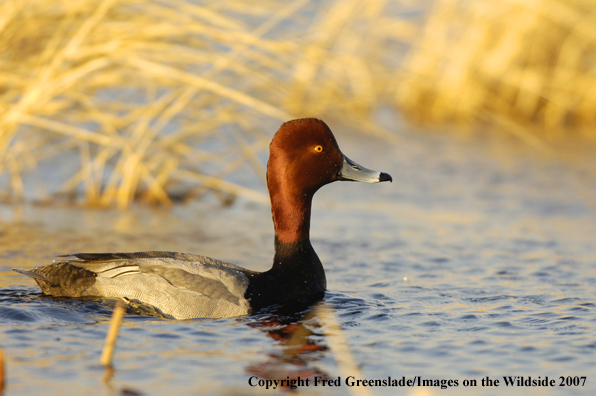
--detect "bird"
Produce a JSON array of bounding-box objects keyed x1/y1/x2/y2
[{"x1": 14, "y1": 118, "x2": 392, "y2": 319}]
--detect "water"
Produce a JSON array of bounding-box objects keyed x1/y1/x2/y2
[{"x1": 1, "y1": 125, "x2": 595, "y2": 395}]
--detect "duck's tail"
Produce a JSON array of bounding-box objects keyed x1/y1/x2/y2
[{"x1": 12, "y1": 268, "x2": 50, "y2": 283}]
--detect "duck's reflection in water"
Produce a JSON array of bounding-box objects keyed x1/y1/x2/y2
[{"x1": 244, "y1": 300, "x2": 335, "y2": 390}]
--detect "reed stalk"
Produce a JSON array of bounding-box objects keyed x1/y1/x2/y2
[
  {"x1": 316, "y1": 303, "x2": 373, "y2": 396},
  {"x1": 0, "y1": 348, "x2": 5, "y2": 392},
  {"x1": 101, "y1": 301, "x2": 126, "y2": 367}
]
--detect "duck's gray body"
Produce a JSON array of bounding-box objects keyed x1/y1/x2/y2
[{"x1": 15, "y1": 252, "x2": 252, "y2": 319}]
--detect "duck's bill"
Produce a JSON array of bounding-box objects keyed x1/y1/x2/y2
[{"x1": 337, "y1": 155, "x2": 392, "y2": 183}]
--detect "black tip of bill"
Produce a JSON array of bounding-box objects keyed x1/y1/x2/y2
[{"x1": 379, "y1": 172, "x2": 392, "y2": 183}]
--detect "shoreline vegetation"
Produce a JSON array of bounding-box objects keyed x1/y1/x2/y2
[{"x1": 0, "y1": 0, "x2": 594, "y2": 207}]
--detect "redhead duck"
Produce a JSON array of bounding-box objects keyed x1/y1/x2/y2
[{"x1": 14, "y1": 118, "x2": 392, "y2": 319}]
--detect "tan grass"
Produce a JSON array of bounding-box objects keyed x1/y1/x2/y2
[
  {"x1": 396, "y1": 0, "x2": 596, "y2": 140},
  {"x1": 0, "y1": 0, "x2": 416, "y2": 207},
  {"x1": 1, "y1": 0, "x2": 592, "y2": 207}
]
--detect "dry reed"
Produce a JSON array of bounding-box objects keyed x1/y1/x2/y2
[
  {"x1": 0, "y1": 0, "x2": 416, "y2": 207},
  {"x1": 0, "y1": 348, "x2": 4, "y2": 392},
  {"x1": 316, "y1": 303, "x2": 373, "y2": 396},
  {"x1": 396, "y1": 0, "x2": 596, "y2": 140},
  {"x1": 101, "y1": 300, "x2": 126, "y2": 367},
  {"x1": 1, "y1": 0, "x2": 593, "y2": 207}
]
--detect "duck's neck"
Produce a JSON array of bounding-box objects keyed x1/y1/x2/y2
[
  {"x1": 243, "y1": 159, "x2": 327, "y2": 312},
  {"x1": 268, "y1": 183, "x2": 325, "y2": 285},
  {"x1": 270, "y1": 186, "x2": 312, "y2": 245}
]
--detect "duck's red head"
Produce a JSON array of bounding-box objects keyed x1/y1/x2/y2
[
  {"x1": 268, "y1": 118, "x2": 343, "y2": 197},
  {"x1": 267, "y1": 118, "x2": 391, "y2": 244}
]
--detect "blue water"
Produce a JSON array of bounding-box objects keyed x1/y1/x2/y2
[{"x1": 1, "y1": 127, "x2": 595, "y2": 395}]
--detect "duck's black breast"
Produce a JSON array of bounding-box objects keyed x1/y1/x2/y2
[{"x1": 244, "y1": 239, "x2": 326, "y2": 312}]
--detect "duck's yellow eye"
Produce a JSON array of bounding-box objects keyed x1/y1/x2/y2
[{"x1": 314, "y1": 145, "x2": 324, "y2": 153}]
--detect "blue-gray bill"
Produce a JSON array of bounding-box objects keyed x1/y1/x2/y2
[{"x1": 338, "y1": 155, "x2": 392, "y2": 183}]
